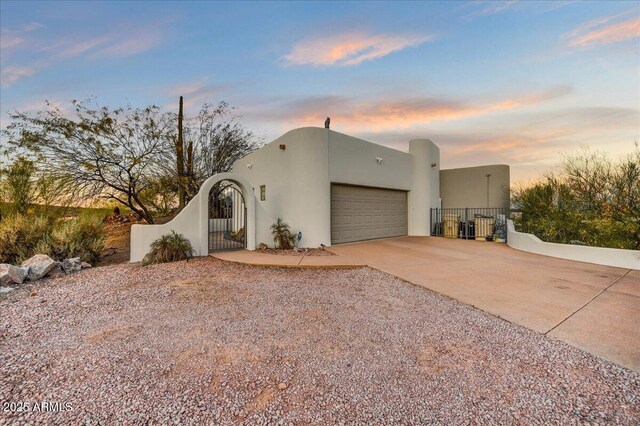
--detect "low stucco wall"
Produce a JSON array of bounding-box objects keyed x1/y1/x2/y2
[
  {"x1": 130, "y1": 196, "x2": 202, "y2": 262},
  {"x1": 130, "y1": 172, "x2": 255, "y2": 262},
  {"x1": 507, "y1": 220, "x2": 640, "y2": 270}
]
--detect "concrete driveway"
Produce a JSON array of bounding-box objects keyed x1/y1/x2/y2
[{"x1": 328, "y1": 236, "x2": 640, "y2": 371}]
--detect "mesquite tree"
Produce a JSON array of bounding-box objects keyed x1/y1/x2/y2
[{"x1": 4, "y1": 100, "x2": 173, "y2": 223}]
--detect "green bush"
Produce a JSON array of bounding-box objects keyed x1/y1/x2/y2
[
  {"x1": 0, "y1": 215, "x2": 54, "y2": 264},
  {"x1": 1, "y1": 157, "x2": 37, "y2": 216},
  {"x1": 512, "y1": 146, "x2": 640, "y2": 250},
  {"x1": 50, "y1": 219, "x2": 105, "y2": 264},
  {"x1": 0, "y1": 214, "x2": 105, "y2": 264},
  {"x1": 270, "y1": 218, "x2": 295, "y2": 249},
  {"x1": 142, "y1": 231, "x2": 193, "y2": 265}
]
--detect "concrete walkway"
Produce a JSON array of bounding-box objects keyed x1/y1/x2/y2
[
  {"x1": 328, "y1": 237, "x2": 639, "y2": 371},
  {"x1": 211, "y1": 250, "x2": 366, "y2": 268}
]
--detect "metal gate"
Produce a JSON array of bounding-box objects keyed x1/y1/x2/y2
[
  {"x1": 430, "y1": 208, "x2": 509, "y2": 242},
  {"x1": 208, "y1": 180, "x2": 246, "y2": 252}
]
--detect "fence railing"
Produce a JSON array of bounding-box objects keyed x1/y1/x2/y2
[{"x1": 430, "y1": 208, "x2": 510, "y2": 242}]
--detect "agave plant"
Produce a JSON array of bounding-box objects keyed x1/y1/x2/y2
[
  {"x1": 143, "y1": 230, "x2": 194, "y2": 265},
  {"x1": 270, "y1": 218, "x2": 295, "y2": 249}
]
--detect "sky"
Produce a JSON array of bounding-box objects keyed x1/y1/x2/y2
[{"x1": 1, "y1": 0, "x2": 639, "y2": 183}]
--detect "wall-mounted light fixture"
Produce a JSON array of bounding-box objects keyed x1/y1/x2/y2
[
  {"x1": 376, "y1": 157, "x2": 383, "y2": 164},
  {"x1": 431, "y1": 162, "x2": 437, "y2": 168},
  {"x1": 247, "y1": 163, "x2": 253, "y2": 169},
  {"x1": 279, "y1": 144, "x2": 286, "y2": 150}
]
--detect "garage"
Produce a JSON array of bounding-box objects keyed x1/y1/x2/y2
[{"x1": 331, "y1": 184, "x2": 408, "y2": 244}]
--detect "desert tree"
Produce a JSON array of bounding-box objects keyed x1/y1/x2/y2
[{"x1": 4, "y1": 100, "x2": 174, "y2": 223}]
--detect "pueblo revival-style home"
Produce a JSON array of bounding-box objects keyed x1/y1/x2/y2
[{"x1": 130, "y1": 127, "x2": 509, "y2": 261}]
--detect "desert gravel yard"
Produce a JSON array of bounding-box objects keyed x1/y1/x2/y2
[{"x1": 1, "y1": 258, "x2": 639, "y2": 425}]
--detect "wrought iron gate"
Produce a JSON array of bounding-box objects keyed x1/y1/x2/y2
[
  {"x1": 430, "y1": 208, "x2": 509, "y2": 242},
  {"x1": 208, "y1": 180, "x2": 246, "y2": 252}
]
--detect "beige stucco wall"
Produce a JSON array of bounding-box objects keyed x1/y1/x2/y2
[
  {"x1": 328, "y1": 132, "x2": 412, "y2": 190},
  {"x1": 439, "y1": 164, "x2": 510, "y2": 208},
  {"x1": 233, "y1": 127, "x2": 332, "y2": 248},
  {"x1": 408, "y1": 139, "x2": 440, "y2": 236}
]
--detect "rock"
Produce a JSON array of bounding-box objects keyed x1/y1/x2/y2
[
  {"x1": 30, "y1": 290, "x2": 38, "y2": 297},
  {"x1": 278, "y1": 383, "x2": 287, "y2": 390},
  {"x1": 81, "y1": 262, "x2": 92, "y2": 269},
  {"x1": 62, "y1": 257, "x2": 82, "y2": 274},
  {"x1": 21, "y1": 254, "x2": 57, "y2": 281},
  {"x1": 0, "y1": 263, "x2": 29, "y2": 285},
  {"x1": 46, "y1": 264, "x2": 66, "y2": 279},
  {"x1": 0, "y1": 264, "x2": 12, "y2": 286}
]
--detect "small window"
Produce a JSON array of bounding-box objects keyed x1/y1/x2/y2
[{"x1": 260, "y1": 185, "x2": 266, "y2": 201}]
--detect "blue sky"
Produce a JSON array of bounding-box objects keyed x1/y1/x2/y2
[{"x1": 1, "y1": 1, "x2": 639, "y2": 182}]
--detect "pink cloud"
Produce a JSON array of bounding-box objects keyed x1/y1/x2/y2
[
  {"x1": 0, "y1": 22, "x2": 42, "y2": 50},
  {"x1": 1, "y1": 66, "x2": 36, "y2": 88},
  {"x1": 0, "y1": 34, "x2": 24, "y2": 50},
  {"x1": 283, "y1": 31, "x2": 432, "y2": 66},
  {"x1": 253, "y1": 86, "x2": 572, "y2": 131},
  {"x1": 93, "y1": 28, "x2": 163, "y2": 58},
  {"x1": 165, "y1": 78, "x2": 227, "y2": 109},
  {"x1": 567, "y1": 14, "x2": 640, "y2": 48}
]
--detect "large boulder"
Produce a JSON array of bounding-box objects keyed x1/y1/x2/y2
[
  {"x1": 21, "y1": 254, "x2": 57, "y2": 281},
  {"x1": 61, "y1": 257, "x2": 82, "y2": 274},
  {"x1": 0, "y1": 264, "x2": 29, "y2": 285}
]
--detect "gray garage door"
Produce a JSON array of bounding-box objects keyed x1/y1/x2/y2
[{"x1": 331, "y1": 184, "x2": 408, "y2": 244}]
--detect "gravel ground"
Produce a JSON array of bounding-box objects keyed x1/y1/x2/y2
[{"x1": 1, "y1": 257, "x2": 638, "y2": 425}]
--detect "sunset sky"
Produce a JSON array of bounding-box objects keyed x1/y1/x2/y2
[{"x1": 1, "y1": 1, "x2": 639, "y2": 183}]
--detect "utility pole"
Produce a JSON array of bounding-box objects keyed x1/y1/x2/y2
[{"x1": 486, "y1": 173, "x2": 491, "y2": 207}]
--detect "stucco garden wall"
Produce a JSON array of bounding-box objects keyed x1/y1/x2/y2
[
  {"x1": 440, "y1": 164, "x2": 510, "y2": 208},
  {"x1": 130, "y1": 172, "x2": 255, "y2": 262},
  {"x1": 507, "y1": 220, "x2": 640, "y2": 269}
]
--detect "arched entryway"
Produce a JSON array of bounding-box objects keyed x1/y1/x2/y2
[{"x1": 208, "y1": 180, "x2": 246, "y2": 252}]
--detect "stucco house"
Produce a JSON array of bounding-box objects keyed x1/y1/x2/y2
[{"x1": 130, "y1": 127, "x2": 509, "y2": 262}]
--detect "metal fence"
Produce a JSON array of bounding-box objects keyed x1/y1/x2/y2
[{"x1": 430, "y1": 208, "x2": 509, "y2": 242}]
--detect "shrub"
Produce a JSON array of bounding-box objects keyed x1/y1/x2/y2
[
  {"x1": 142, "y1": 231, "x2": 193, "y2": 265},
  {"x1": 270, "y1": 218, "x2": 295, "y2": 249},
  {"x1": 0, "y1": 215, "x2": 54, "y2": 264},
  {"x1": 0, "y1": 214, "x2": 105, "y2": 264},
  {"x1": 513, "y1": 145, "x2": 640, "y2": 250},
  {"x1": 49, "y1": 219, "x2": 105, "y2": 264}
]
